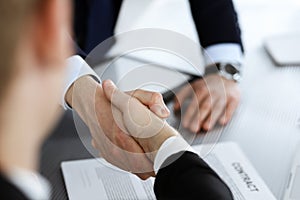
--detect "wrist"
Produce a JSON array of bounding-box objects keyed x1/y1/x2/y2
[
  {"x1": 135, "y1": 124, "x2": 177, "y2": 162},
  {"x1": 67, "y1": 76, "x2": 108, "y2": 130},
  {"x1": 205, "y1": 62, "x2": 242, "y2": 83},
  {"x1": 66, "y1": 75, "x2": 100, "y2": 110},
  {"x1": 63, "y1": 56, "x2": 101, "y2": 110}
]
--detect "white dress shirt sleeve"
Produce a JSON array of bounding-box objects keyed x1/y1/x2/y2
[
  {"x1": 7, "y1": 168, "x2": 51, "y2": 200},
  {"x1": 61, "y1": 55, "x2": 101, "y2": 110},
  {"x1": 204, "y1": 43, "x2": 243, "y2": 65},
  {"x1": 154, "y1": 136, "x2": 198, "y2": 174}
]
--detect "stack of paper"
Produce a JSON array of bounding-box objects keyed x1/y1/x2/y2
[{"x1": 61, "y1": 142, "x2": 276, "y2": 200}]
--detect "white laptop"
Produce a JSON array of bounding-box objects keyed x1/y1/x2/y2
[
  {"x1": 264, "y1": 34, "x2": 300, "y2": 66},
  {"x1": 284, "y1": 143, "x2": 300, "y2": 200}
]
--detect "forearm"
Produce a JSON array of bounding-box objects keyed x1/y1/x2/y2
[
  {"x1": 189, "y1": 0, "x2": 243, "y2": 49},
  {"x1": 65, "y1": 75, "x2": 98, "y2": 107},
  {"x1": 154, "y1": 151, "x2": 234, "y2": 200},
  {"x1": 65, "y1": 75, "x2": 102, "y2": 126}
]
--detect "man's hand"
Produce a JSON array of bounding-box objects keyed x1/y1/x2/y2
[
  {"x1": 174, "y1": 74, "x2": 240, "y2": 133},
  {"x1": 102, "y1": 80, "x2": 177, "y2": 163},
  {"x1": 66, "y1": 76, "x2": 170, "y2": 180}
]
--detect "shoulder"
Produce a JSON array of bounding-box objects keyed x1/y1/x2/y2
[{"x1": 0, "y1": 173, "x2": 28, "y2": 200}]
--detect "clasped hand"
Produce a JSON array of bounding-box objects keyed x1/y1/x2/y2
[{"x1": 83, "y1": 80, "x2": 174, "y2": 180}]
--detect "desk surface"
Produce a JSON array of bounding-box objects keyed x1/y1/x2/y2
[{"x1": 40, "y1": 2, "x2": 300, "y2": 200}]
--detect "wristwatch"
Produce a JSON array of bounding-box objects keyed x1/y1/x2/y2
[{"x1": 204, "y1": 62, "x2": 242, "y2": 83}]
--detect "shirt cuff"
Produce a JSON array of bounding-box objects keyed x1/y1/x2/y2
[
  {"x1": 203, "y1": 43, "x2": 243, "y2": 66},
  {"x1": 61, "y1": 55, "x2": 101, "y2": 110},
  {"x1": 154, "y1": 136, "x2": 198, "y2": 174},
  {"x1": 7, "y1": 168, "x2": 50, "y2": 200}
]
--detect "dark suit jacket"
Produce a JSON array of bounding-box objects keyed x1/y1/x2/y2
[
  {"x1": 73, "y1": 0, "x2": 243, "y2": 56},
  {"x1": 0, "y1": 173, "x2": 28, "y2": 200},
  {"x1": 155, "y1": 151, "x2": 233, "y2": 200}
]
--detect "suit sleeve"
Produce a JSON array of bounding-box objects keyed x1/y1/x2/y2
[
  {"x1": 189, "y1": 0, "x2": 243, "y2": 51},
  {"x1": 0, "y1": 173, "x2": 28, "y2": 200},
  {"x1": 154, "y1": 151, "x2": 234, "y2": 200}
]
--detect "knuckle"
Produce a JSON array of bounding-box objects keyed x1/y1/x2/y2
[
  {"x1": 110, "y1": 147, "x2": 120, "y2": 158},
  {"x1": 114, "y1": 133, "x2": 122, "y2": 144},
  {"x1": 198, "y1": 85, "x2": 208, "y2": 95},
  {"x1": 134, "y1": 89, "x2": 143, "y2": 96},
  {"x1": 202, "y1": 101, "x2": 212, "y2": 110},
  {"x1": 114, "y1": 132, "x2": 126, "y2": 145},
  {"x1": 230, "y1": 93, "x2": 241, "y2": 103},
  {"x1": 152, "y1": 92, "x2": 163, "y2": 102},
  {"x1": 194, "y1": 89, "x2": 205, "y2": 100},
  {"x1": 130, "y1": 89, "x2": 143, "y2": 98},
  {"x1": 194, "y1": 79, "x2": 204, "y2": 85},
  {"x1": 209, "y1": 90, "x2": 218, "y2": 98},
  {"x1": 194, "y1": 81, "x2": 205, "y2": 91},
  {"x1": 215, "y1": 100, "x2": 225, "y2": 109},
  {"x1": 230, "y1": 86, "x2": 241, "y2": 96}
]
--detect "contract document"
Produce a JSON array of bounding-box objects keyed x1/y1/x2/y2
[{"x1": 61, "y1": 142, "x2": 276, "y2": 200}]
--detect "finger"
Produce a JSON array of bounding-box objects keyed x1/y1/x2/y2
[
  {"x1": 122, "y1": 150, "x2": 154, "y2": 177},
  {"x1": 91, "y1": 139, "x2": 97, "y2": 149},
  {"x1": 127, "y1": 90, "x2": 170, "y2": 118},
  {"x1": 109, "y1": 137, "x2": 154, "y2": 177},
  {"x1": 198, "y1": 96, "x2": 213, "y2": 127},
  {"x1": 203, "y1": 99, "x2": 226, "y2": 131},
  {"x1": 104, "y1": 150, "x2": 130, "y2": 172},
  {"x1": 190, "y1": 112, "x2": 201, "y2": 133},
  {"x1": 173, "y1": 84, "x2": 191, "y2": 111},
  {"x1": 182, "y1": 87, "x2": 208, "y2": 131},
  {"x1": 92, "y1": 138, "x2": 107, "y2": 159},
  {"x1": 102, "y1": 80, "x2": 129, "y2": 111},
  {"x1": 105, "y1": 138, "x2": 132, "y2": 171},
  {"x1": 134, "y1": 171, "x2": 156, "y2": 180},
  {"x1": 219, "y1": 99, "x2": 239, "y2": 125},
  {"x1": 182, "y1": 96, "x2": 198, "y2": 129},
  {"x1": 111, "y1": 105, "x2": 129, "y2": 134},
  {"x1": 189, "y1": 85, "x2": 210, "y2": 131},
  {"x1": 190, "y1": 97, "x2": 211, "y2": 133},
  {"x1": 103, "y1": 80, "x2": 165, "y2": 139},
  {"x1": 91, "y1": 139, "x2": 105, "y2": 158}
]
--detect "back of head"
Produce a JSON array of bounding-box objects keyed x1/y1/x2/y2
[
  {"x1": 0, "y1": 0, "x2": 41, "y2": 98},
  {"x1": 0, "y1": 0, "x2": 71, "y2": 173}
]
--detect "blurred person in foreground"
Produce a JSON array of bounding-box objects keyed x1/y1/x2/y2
[
  {"x1": 0, "y1": 0, "x2": 233, "y2": 199},
  {"x1": 0, "y1": 0, "x2": 165, "y2": 198}
]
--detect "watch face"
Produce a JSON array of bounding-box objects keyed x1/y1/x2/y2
[
  {"x1": 224, "y1": 64, "x2": 239, "y2": 75},
  {"x1": 219, "y1": 63, "x2": 241, "y2": 82}
]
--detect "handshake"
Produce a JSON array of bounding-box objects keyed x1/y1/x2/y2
[
  {"x1": 94, "y1": 80, "x2": 179, "y2": 179},
  {"x1": 69, "y1": 78, "x2": 234, "y2": 200},
  {"x1": 70, "y1": 77, "x2": 183, "y2": 179}
]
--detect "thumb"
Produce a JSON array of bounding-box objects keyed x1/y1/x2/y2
[{"x1": 102, "y1": 80, "x2": 129, "y2": 111}]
